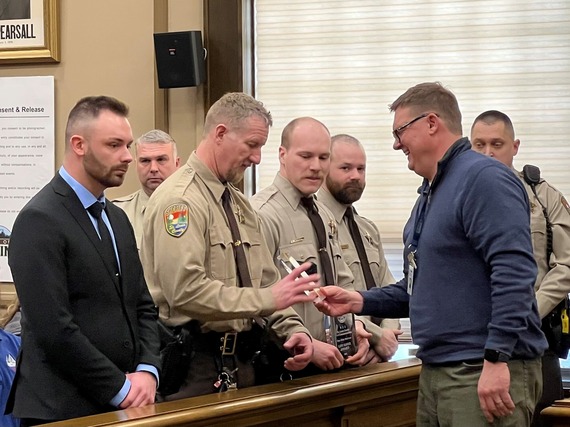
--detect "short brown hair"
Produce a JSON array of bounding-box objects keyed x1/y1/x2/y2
[
  {"x1": 471, "y1": 110, "x2": 515, "y2": 140},
  {"x1": 203, "y1": 92, "x2": 272, "y2": 135},
  {"x1": 65, "y1": 96, "x2": 129, "y2": 144},
  {"x1": 389, "y1": 82, "x2": 463, "y2": 135}
]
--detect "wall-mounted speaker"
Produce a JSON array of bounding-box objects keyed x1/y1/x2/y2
[{"x1": 153, "y1": 31, "x2": 206, "y2": 89}]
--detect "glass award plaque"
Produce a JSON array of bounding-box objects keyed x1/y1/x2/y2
[{"x1": 325, "y1": 314, "x2": 357, "y2": 358}]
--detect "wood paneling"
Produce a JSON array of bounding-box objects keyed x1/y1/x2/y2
[{"x1": 204, "y1": 0, "x2": 243, "y2": 109}]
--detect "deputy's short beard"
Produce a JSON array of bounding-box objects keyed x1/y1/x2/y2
[{"x1": 326, "y1": 176, "x2": 364, "y2": 205}]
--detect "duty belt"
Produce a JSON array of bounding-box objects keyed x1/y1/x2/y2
[{"x1": 191, "y1": 327, "x2": 263, "y2": 361}]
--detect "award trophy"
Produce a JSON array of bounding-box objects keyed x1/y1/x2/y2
[{"x1": 326, "y1": 313, "x2": 357, "y2": 358}]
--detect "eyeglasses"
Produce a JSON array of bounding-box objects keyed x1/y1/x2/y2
[{"x1": 392, "y1": 113, "x2": 431, "y2": 144}]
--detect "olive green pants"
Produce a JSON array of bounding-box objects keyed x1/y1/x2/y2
[{"x1": 417, "y1": 358, "x2": 542, "y2": 427}]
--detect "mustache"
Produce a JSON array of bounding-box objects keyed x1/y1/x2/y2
[{"x1": 343, "y1": 182, "x2": 364, "y2": 191}]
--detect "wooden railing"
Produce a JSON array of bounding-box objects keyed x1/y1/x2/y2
[
  {"x1": 43, "y1": 358, "x2": 421, "y2": 427},
  {"x1": 541, "y1": 398, "x2": 570, "y2": 427}
]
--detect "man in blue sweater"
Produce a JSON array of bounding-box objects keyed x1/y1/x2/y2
[{"x1": 315, "y1": 82, "x2": 547, "y2": 426}]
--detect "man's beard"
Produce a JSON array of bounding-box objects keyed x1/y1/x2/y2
[
  {"x1": 326, "y1": 176, "x2": 364, "y2": 205},
  {"x1": 225, "y1": 167, "x2": 245, "y2": 185},
  {"x1": 84, "y1": 150, "x2": 128, "y2": 189}
]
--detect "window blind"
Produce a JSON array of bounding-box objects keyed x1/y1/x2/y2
[
  {"x1": 252, "y1": 0, "x2": 570, "y2": 282},
  {"x1": 252, "y1": 1, "x2": 570, "y2": 346}
]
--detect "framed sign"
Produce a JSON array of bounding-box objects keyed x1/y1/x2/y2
[{"x1": 0, "y1": 0, "x2": 59, "y2": 64}]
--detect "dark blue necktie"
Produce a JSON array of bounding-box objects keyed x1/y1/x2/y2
[{"x1": 87, "y1": 201, "x2": 119, "y2": 275}]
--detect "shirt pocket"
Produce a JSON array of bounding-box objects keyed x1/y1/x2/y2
[
  {"x1": 208, "y1": 223, "x2": 263, "y2": 283},
  {"x1": 365, "y1": 245, "x2": 382, "y2": 282},
  {"x1": 278, "y1": 242, "x2": 319, "y2": 277},
  {"x1": 208, "y1": 224, "x2": 233, "y2": 281},
  {"x1": 240, "y1": 226, "x2": 263, "y2": 283},
  {"x1": 344, "y1": 245, "x2": 381, "y2": 287}
]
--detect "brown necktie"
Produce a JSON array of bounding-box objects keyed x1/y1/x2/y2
[
  {"x1": 222, "y1": 188, "x2": 253, "y2": 288},
  {"x1": 87, "y1": 201, "x2": 119, "y2": 275},
  {"x1": 222, "y1": 189, "x2": 265, "y2": 327},
  {"x1": 345, "y1": 207, "x2": 376, "y2": 290},
  {"x1": 300, "y1": 196, "x2": 335, "y2": 286}
]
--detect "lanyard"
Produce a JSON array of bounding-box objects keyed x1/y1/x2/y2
[
  {"x1": 409, "y1": 182, "x2": 431, "y2": 252},
  {"x1": 406, "y1": 182, "x2": 430, "y2": 296}
]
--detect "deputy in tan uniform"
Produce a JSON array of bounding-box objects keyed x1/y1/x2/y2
[
  {"x1": 140, "y1": 93, "x2": 318, "y2": 399},
  {"x1": 251, "y1": 117, "x2": 386, "y2": 372},
  {"x1": 317, "y1": 134, "x2": 402, "y2": 361},
  {"x1": 113, "y1": 130, "x2": 180, "y2": 248},
  {"x1": 471, "y1": 110, "x2": 570, "y2": 427}
]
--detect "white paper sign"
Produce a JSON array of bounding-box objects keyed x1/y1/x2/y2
[{"x1": 0, "y1": 76, "x2": 54, "y2": 282}]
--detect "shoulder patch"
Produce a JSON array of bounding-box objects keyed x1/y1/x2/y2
[
  {"x1": 561, "y1": 196, "x2": 570, "y2": 214},
  {"x1": 163, "y1": 203, "x2": 189, "y2": 237}
]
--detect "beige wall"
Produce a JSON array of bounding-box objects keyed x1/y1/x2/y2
[
  {"x1": 0, "y1": 0, "x2": 204, "y2": 198},
  {"x1": 167, "y1": 0, "x2": 205, "y2": 169},
  {"x1": 0, "y1": 0, "x2": 204, "y2": 302}
]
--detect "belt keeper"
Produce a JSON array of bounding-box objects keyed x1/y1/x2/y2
[{"x1": 221, "y1": 332, "x2": 237, "y2": 356}]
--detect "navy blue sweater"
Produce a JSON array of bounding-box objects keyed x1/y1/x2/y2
[{"x1": 361, "y1": 138, "x2": 547, "y2": 364}]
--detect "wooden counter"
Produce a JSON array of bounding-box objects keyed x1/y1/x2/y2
[
  {"x1": 44, "y1": 358, "x2": 421, "y2": 427},
  {"x1": 541, "y1": 398, "x2": 570, "y2": 427}
]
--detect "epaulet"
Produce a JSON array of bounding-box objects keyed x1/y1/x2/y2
[
  {"x1": 182, "y1": 167, "x2": 196, "y2": 182},
  {"x1": 111, "y1": 191, "x2": 138, "y2": 203},
  {"x1": 250, "y1": 186, "x2": 279, "y2": 209}
]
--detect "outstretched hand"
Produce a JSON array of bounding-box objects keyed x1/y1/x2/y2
[
  {"x1": 271, "y1": 262, "x2": 321, "y2": 310},
  {"x1": 313, "y1": 286, "x2": 364, "y2": 316}
]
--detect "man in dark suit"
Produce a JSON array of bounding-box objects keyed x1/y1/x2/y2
[{"x1": 7, "y1": 96, "x2": 161, "y2": 426}]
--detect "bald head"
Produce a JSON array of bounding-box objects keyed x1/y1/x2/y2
[{"x1": 279, "y1": 117, "x2": 331, "y2": 196}]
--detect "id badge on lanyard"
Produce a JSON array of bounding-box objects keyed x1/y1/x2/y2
[
  {"x1": 407, "y1": 250, "x2": 417, "y2": 295},
  {"x1": 407, "y1": 182, "x2": 429, "y2": 296}
]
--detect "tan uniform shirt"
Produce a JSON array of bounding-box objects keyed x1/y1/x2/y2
[
  {"x1": 317, "y1": 187, "x2": 400, "y2": 330},
  {"x1": 251, "y1": 173, "x2": 383, "y2": 343},
  {"x1": 140, "y1": 153, "x2": 308, "y2": 341},
  {"x1": 517, "y1": 169, "x2": 570, "y2": 318},
  {"x1": 112, "y1": 189, "x2": 149, "y2": 250}
]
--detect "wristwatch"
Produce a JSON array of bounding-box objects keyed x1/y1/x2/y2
[{"x1": 484, "y1": 349, "x2": 510, "y2": 363}]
